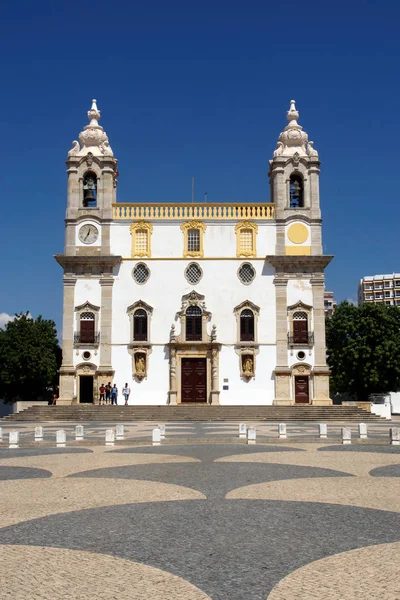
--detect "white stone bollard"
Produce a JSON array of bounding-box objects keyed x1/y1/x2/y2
[
  {"x1": 158, "y1": 424, "x2": 166, "y2": 439},
  {"x1": 0, "y1": 427, "x2": 3, "y2": 441},
  {"x1": 239, "y1": 423, "x2": 247, "y2": 439},
  {"x1": 319, "y1": 423, "x2": 327, "y2": 439},
  {"x1": 9, "y1": 431, "x2": 19, "y2": 448},
  {"x1": 75, "y1": 425, "x2": 84, "y2": 441},
  {"x1": 278, "y1": 423, "x2": 287, "y2": 439},
  {"x1": 152, "y1": 428, "x2": 161, "y2": 446},
  {"x1": 56, "y1": 430, "x2": 66, "y2": 447},
  {"x1": 358, "y1": 423, "x2": 368, "y2": 440},
  {"x1": 34, "y1": 426, "x2": 43, "y2": 442},
  {"x1": 390, "y1": 427, "x2": 400, "y2": 445},
  {"x1": 105, "y1": 429, "x2": 115, "y2": 446},
  {"x1": 341, "y1": 427, "x2": 351, "y2": 445},
  {"x1": 247, "y1": 427, "x2": 256, "y2": 445},
  {"x1": 115, "y1": 425, "x2": 124, "y2": 440}
]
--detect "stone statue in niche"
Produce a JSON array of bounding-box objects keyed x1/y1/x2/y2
[
  {"x1": 242, "y1": 356, "x2": 254, "y2": 376},
  {"x1": 134, "y1": 354, "x2": 147, "y2": 380}
]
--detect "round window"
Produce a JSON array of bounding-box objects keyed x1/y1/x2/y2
[
  {"x1": 132, "y1": 263, "x2": 150, "y2": 284},
  {"x1": 297, "y1": 351, "x2": 306, "y2": 361},
  {"x1": 185, "y1": 263, "x2": 202, "y2": 285},
  {"x1": 82, "y1": 351, "x2": 91, "y2": 361},
  {"x1": 238, "y1": 263, "x2": 256, "y2": 285}
]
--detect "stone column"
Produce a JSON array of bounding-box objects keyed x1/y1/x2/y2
[
  {"x1": 99, "y1": 277, "x2": 114, "y2": 369},
  {"x1": 58, "y1": 276, "x2": 76, "y2": 405},
  {"x1": 273, "y1": 277, "x2": 291, "y2": 404},
  {"x1": 311, "y1": 277, "x2": 332, "y2": 405},
  {"x1": 168, "y1": 347, "x2": 177, "y2": 405},
  {"x1": 210, "y1": 346, "x2": 220, "y2": 405}
]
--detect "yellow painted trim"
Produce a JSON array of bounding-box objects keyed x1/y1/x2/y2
[
  {"x1": 121, "y1": 257, "x2": 266, "y2": 261},
  {"x1": 234, "y1": 220, "x2": 258, "y2": 258},
  {"x1": 180, "y1": 220, "x2": 207, "y2": 258},
  {"x1": 287, "y1": 223, "x2": 309, "y2": 244},
  {"x1": 130, "y1": 221, "x2": 153, "y2": 258},
  {"x1": 113, "y1": 203, "x2": 275, "y2": 220},
  {"x1": 285, "y1": 246, "x2": 311, "y2": 256}
]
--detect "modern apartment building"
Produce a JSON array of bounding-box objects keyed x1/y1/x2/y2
[
  {"x1": 324, "y1": 291, "x2": 337, "y2": 317},
  {"x1": 358, "y1": 274, "x2": 400, "y2": 306}
]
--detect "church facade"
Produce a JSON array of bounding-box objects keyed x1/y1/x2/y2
[{"x1": 56, "y1": 99, "x2": 332, "y2": 406}]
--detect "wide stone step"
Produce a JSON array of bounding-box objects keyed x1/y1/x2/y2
[{"x1": 2, "y1": 405, "x2": 383, "y2": 422}]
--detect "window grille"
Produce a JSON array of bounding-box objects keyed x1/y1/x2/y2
[
  {"x1": 132, "y1": 263, "x2": 150, "y2": 284},
  {"x1": 240, "y1": 229, "x2": 253, "y2": 252},
  {"x1": 133, "y1": 309, "x2": 148, "y2": 341},
  {"x1": 240, "y1": 309, "x2": 255, "y2": 341},
  {"x1": 187, "y1": 229, "x2": 200, "y2": 252},
  {"x1": 185, "y1": 263, "x2": 202, "y2": 284},
  {"x1": 80, "y1": 312, "x2": 95, "y2": 320},
  {"x1": 293, "y1": 311, "x2": 307, "y2": 321},
  {"x1": 238, "y1": 263, "x2": 256, "y2": 284},
  {"x1": 186, "y1": 306, "x2": 202, "y2": 341},
  {"x1": 135, "y1": 230, "x2": 148, "y2": 254}
]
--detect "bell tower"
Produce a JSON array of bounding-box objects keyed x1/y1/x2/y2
[
  {"x1": 267, "y1": 100, "x2": 333, "y2": 406},
  {"x1": 55, "y1": 100, "x2": 121, "y2": 405},
  {"x1": 64, "y1": 99, "x2": 118, "y2": 256},
  {"x1": 269, "y1": 100, "x2": 322, "y2": 256}
]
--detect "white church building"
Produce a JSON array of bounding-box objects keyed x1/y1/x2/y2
[{"x1": 56, "y1": 99, "x2": 332, "y2": 406}]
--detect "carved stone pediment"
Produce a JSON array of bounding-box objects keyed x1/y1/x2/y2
[
  {"x1": 233, "y1": 300, "x2": 260, "y2": 315},
  {"x1": 127, "y1": 300, "x2": 154, "y2": 315},
  {"x1": 287, "y1": 300, "x2": 312, "y2": 313},
  {"x1": 75, "y1": 301, "x2": 100, "y2": 313}
]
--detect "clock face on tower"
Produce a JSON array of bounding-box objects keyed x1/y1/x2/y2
[{"x1": 79, "y1": 224, "x2": 99, "y2": 244}]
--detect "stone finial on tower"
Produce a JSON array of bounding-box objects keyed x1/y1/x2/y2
[
  {"x1": 273, "y1": 99, "x2": 317, "y2": 159},
  {"x1": 67, "y1": 99, "x2": 114, "y2": 158}
]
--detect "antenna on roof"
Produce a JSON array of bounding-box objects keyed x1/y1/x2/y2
[{"x1": 192, "y1": 176, "x2": 195, "y2": 203}]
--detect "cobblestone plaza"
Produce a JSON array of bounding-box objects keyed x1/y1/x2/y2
[{"x1": 0, "y1": 421, "x2": 399, "y2": 599}]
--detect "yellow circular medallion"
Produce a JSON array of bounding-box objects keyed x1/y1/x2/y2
[{"x1": 287, "y1": 223, "x2": 308, "y2": 244}]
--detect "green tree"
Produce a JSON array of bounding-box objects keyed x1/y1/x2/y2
[
  {"x1": 326, "y1": 301, "x2": 400, "y2": 401},
  {"x1": 0, "y1": 312, "x2": 61, "y2": 400}
]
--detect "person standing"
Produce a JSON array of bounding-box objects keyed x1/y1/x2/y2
[
  {"x1": 99, "y1": 383, "x2": 105, "y2": 405},
  {"x1": 105, "y1": 382, "x2": 112, "y2": 405},
  {"x1": 111, "y1": 383, "x2": 118, "y2": 405},
  {"x1": 122, "y1": 383, "x2": 131, "y2": 405}
]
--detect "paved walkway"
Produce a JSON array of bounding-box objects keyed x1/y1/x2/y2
[
  {"x1": 0, "y1": 438, "x2": 399, "y2": 598},
  {"x1": 1, "y1": 417, "x2": 399, "y2": 445}
]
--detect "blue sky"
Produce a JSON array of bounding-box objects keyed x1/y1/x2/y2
[{"x1": 0, "y1": 0, "x2": 399, "y2": 334}]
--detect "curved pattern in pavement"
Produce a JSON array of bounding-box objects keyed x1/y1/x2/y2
[
  {"x1": 0, "y1": 545, "x2": 211, "y2": 599},
  {"x1": 0, "y1": 466, "x2": 52, "y2": 480},
  {"x1": 69, "y1": 462, "x2": 352, "y2": 499},
  {"x1": 370, "y1": 464, "x2": 400, "y2": 477},
  {"x1": 267, "y1": 542, "x2": 400, "y2": 599},
  {"x1": 0, "y1": 500, "x2": 399, "y2": 600},
  {"x1": 0, "y1": 447, "x2": 93, "y2": 459},
  {"x1": 318, "y1": 445, "x2": 400, "y2": 454}
]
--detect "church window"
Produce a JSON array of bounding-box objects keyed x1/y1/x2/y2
[
  {"x1": 130, "y1": 221, "x2": 153, "y2": 258},
  {"x1": 79, "y1": 312, "x2": 95, "y2": 343},
  {"x1": 238, "y1": 263, "x2": 256, "y2": 285},
  {"x1": 135, "y1": 230, "x2": 148, "y2": 254},
  {"x1": 133, "y1": 309, "x2": 148, "y2": 341},
  {"x1": 187, "y1": 229, "x2": 200, "y2": 252},
  {"x1": 235, "y1": 221, "x2": 258, "y2": 257},
  {"x1": 185, "y1": 306, "x2": 202, "y2": 341},
  {"x1": 132, "y1": 263, "x2": 150, "y2": 285},
  {"x1": 180, "y1": 221, "x2": 207, "y2": 258},
  {"x1": 240, "y1": 309, "x2": 255, "y2": 341},
  {"x1": 289, "y1": 174, "x2": 304, "y2": 208},
  {"x1": 83, "y1": 172, "x2": 97, "y2": 208},
  {"x1": 292, "y1": 311, "x2": 309, "y2": 344},
  {"x1": 185, "y1": 263, "x2": 203, "y2": 285}
]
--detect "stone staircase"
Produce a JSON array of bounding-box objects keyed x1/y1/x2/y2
[{"x1": 3, "y1": 404, "x2": 383, "y2": 422}]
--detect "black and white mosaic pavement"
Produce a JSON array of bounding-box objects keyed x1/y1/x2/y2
[{"x1": 0, "y1": 442, "x2": 399, "y2": 599}]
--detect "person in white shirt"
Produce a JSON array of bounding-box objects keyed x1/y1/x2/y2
[{"x1": 122, "y1": 383, "x2": 131, "y2": 406}]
